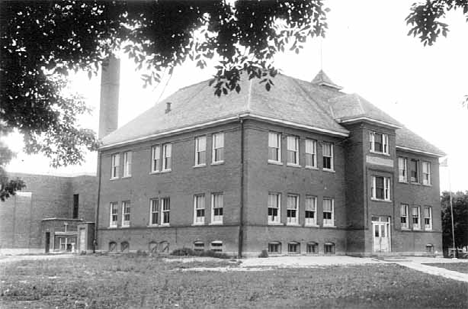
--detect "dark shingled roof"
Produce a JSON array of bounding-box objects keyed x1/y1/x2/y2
[{"x1": 101, "y1": 71, "x2": 445, "y2": 157}]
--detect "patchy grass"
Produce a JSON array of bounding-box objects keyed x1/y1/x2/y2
[
  {"x1": 424, "y1": 262, "x2": 468, "y2": 274},
  {"x1": 1, "y1": 255, "x2": 467, "y2": 308}
]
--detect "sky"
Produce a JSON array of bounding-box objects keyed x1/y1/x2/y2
[{"x1": 5, "y1": 0, "x2": 468, "y2": 192}]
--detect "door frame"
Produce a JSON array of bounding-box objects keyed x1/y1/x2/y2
[{"x1": 372, "y1": 216, "x2": 391, "y2": 253}]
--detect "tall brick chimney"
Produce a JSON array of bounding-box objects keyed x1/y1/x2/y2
[{"x1": 98, "y1": 55, "x2": 120, "y2": 139}]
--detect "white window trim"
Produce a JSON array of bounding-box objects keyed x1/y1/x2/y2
[
  {"x1": 109, "y1": 202, "x2": 118, "y2": 228},
  {"x1": 410, "y1": 159, "x2": 419, "y2": 183},
  {"x1": 322, "y1": 142, "x2": 334, "y2": 171},
  {"x1": 370, "y1": 132, "x2": 389, "y2": 155},
  {"x1": 193, "y1": 194, "x2": 205, "y2": 225},
  {"x1": 412, "y1": 206, "x2": 421, "y2": 230},
  {"x1": 212, "y1": 132, "x2": 225, "y2": 164},
  {"x1": 194, "y1": 136, "x2": 207, "y2": 167},
  {"x1": 162, "y1": 143, "x2": 172, "y2": 172},
  {"x1": 323, "y1": 198, "x2": 335, "y2": 227},
  {"x1": 305, "y1": 139, "x2": 317, "y2": 169},
  {"x1": 161, "y1": 198, "x2": 171, "y2": 226},
  {"x1": 110, "y1": 153, "x2": 120, "y2": 179},
  {"x1": 211, "y1": 193, "x2": 224, "y2": 224},
  {"x1": 123, "y1": 151, "x2": 132, "y2": 178},
  {"x1": 149, "y1": 198, "x2": 159, "y2": 226},
  {"x1": 268, "y1": 192, "x2": 281, "y2": 224},
  {"x1": 151, "y1": 145, "x2": 161, "y2": 173},
  {"x1": 398, "y1": 157, "x2": 408, "y2": 183},
  {"x1": 286, "y1": 194, "x2": 299, "y2": 225},
  {"x1": 121, "y1": 201, "x2": 130, "y2": 227},
  {"x1": 305, "y1": 196, "x2": 318, "y2": 226},
  {"x1": 400, "y1": 204, "x2": 409, "y2": 230},
  {"x1": 286, "y1": 136, "x2": 300, "y2": 166},
  {"x1": 422, "y1": 162, "x2": 431, "y2": 186},
  {"x1": 268, "y1": 132, "x2": 282, "y2": 164},
  {"x1": 424, "y1": 206, "x2": 433, "y2": 230},
  {"x1": 371, "y1": 176, "x2": 391, "y2": 201}
]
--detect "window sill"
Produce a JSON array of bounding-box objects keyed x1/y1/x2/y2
[
  {"x1": 209, "y1": 222, "x2": 223, "y2": 225},
  {"x1": 305, "y1": 224, "x2": 319, "y2": 228},
  {"x1": 268, "y1": 160, "x2": 283, "y2": 166},
  {"x1": 286, "y1": 223, "x2": 300, "y2": 226},
  {"x1": 286, "y1": 163, "x2": 301, "y2": 168},
  {"x1": 211, "y1": 161, "x2": 224, "y2": 166},
  {"x1": 159, "y1": 224, "x2": 171, "y2": 227},
  {"x1": 323, "y1": 168, "x2": 335, "y2": 173},
  {"x1": 370, "y1": 198, "x2": 392, "y2": 203},
  {"x1": 110, "y1": 177, "x2": 120, "y2": 181},
  {"x1": 410, "y1": 181, "x2": 420, "y2": 185},
  {"x1": 370, "y1": 151, "x2": 390, "y2": 156},
  {"x1": 108, "y1": 226, "x2": 118, "y2": 229},
  {"x1": 147, "y1": 225, "x2": 159, "y2": 228},
  {"x1": 398, "y1": 180, "x2": 408, "y2": 184},
  {"x1": 161, "y1": 169, "x2": 172, "y2": 173},
  {"x1": 323, "y1": 225, "x2": 336, "y2": 229},
  {"x1": 401, "y1": 227, "x2": 410, "y2": 231},
  {"x1": 122, "y1": 176, "x2": 132, "y2": 179},
  {"x1": 121, "y1": 225, "x2": 130, "y2": 228},
  {"x1": 191, "y1": 223, "x2": 205, "y2": 226},
  {"x1": 268, "y1": 222, "x2": 284, "y2": 226},
  {"x1": 422, "y1": 183, "x2": 432, "y2": 187},
  {"x1": 193, "y1": 164, "x2": 206, "y2": 169},
  {"x1": 305, "y1": 166, "x2": 318, "y2": 170},
  {"x1": 149, "y1": 171, "x2": 160, "y2": 175}
]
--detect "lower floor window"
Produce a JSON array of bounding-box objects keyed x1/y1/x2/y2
[
  {"x1": 288, "y1": 242, "x2": 300, "y2": 254},
  {"x1": 426, "y1": 244, "x2": 434, "y2": 253},
  {"x1": 324, "y1": 242, "x2": 335, "y2": 254},
  {"x1": 306, "y1": 242, "x2": 318, "y2": 254},
  {"x1": 211, "y1": 241, "x2": 223, "y2": 252},
  {"x1": 268, "y1": 242, "x2": 281, "y2": 253},
  {"x1": 109, "y1": 241, "x2": 117, "y2": 252},
  {"x1": 194, "y1": 241, "x2": 204, "y2": 252},
  {"x1": 121, "y1": 241, "x2": 129, "y2": 253}
]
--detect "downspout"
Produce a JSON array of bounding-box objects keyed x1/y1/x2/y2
[
  {"x1": 238, "y1": 117, "x2": 245, "y2": 258},
  {"x1": 94, "y1": 151, "x2": 103, "y2": 253}
]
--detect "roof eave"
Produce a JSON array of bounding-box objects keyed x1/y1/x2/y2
[
  {"x1": 396, "y1": 146, "x2": 445, "y2": 158},
  {"x1": 338, "y1": 117, "x2": 401, "y2": 129}
]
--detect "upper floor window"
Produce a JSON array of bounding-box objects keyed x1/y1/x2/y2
[
  {"x1": 161, "y1": 197, "x2": 170, "y2": 225},
  {"x1": 211, "y1": 193, "x2": 224, "y2": 224},
  {"x1": 287, "y1": 136, "x2": 299, "y2": 166},
  {"x1": 424, "y1": 206, "x2": 432, "y2": 230},
  {"x1": 372, "y1": 176, "x2": 391, "y2": 201},
  {"x1": 398, "y1": 157, "x2": 407, "y2": 182},
  {"x1": 194, "y1": 136, "x2": 206, "y2": 166},
  {"x1": 150, "y1": 198, "x2": 159, "y2": 226},
  {"x1": 151, "y1": 145, "x2": 161, "y2": 173},
  {"x1": 286, "y1": 194, "x2": 299, "y2": 225},
  {"x1": 123, "y1": 151, "x2": 132, "y2": 177},
  {"x1": 268, "y1": 132, "x2": 282, "y2": 163},
  {"x1": 111, "y1": 153, "x2": 120, "y2": 179},
  {"x1": 369, "y1": 132, "x2": 389, "y2": 154},
  {"x1": 109, "y1": 202, "x2": 118, "y2": 227},
  {"x1": 212, "y1": 133, "x2": 224, "y2": 164},
  {"x1": 162, "y1": 143, "x2": 172, "y2": 171},
  {"x1": 323, "y1": 198, "x2": 335, "y2": 227},
  {"x1": 422, "y1": 161, "x2": 431, "y2": 185},
  {"x1": 322, "y1": 142, "x2": 334, "y2": 171},
  {"x1": 122, "y1": 201, "x2": 130, "y2": 227},
  {"x1": 412, "y1": 206, "x2": 421, "y2": 230},
  {"x1": 410, "y1": 159, "x2": 418, "y2": 183},
  {"x1": 305, "y1": 196, "x2": 317, "y2": 226},
  {"x1": 268, "y1": 192, "x2": 281, "y2": 224},
  {"x1": 400, "y1": 204, "x2": 409, "y2": 229},
  {"x1": 193, "y1": 194, "x2": 205, "y2": 224},
  {"x1": 305, "y1": 139, "x2": 317, "y2": 168}
]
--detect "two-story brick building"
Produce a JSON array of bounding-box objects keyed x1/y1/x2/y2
[{"x1": 96, "y1": 70, "x2": 444, "y2": 257}]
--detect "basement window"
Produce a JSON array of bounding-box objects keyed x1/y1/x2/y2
[
  {"x1": 109, "y1": 241, "x2": 117, "y2": 252},
  {"x1": 288, "y1": 242, "x2": 300, "y2": 254},
  {"x1": 121, "y1": 241, "x2": 129, "y2": 253},
  {"x1": 194, "y1": 241, "x2": 205, "y2": 253},
  {"x1": 211, "y1": 241, "x2": 223, "y2": 253},
  {"x1": 306, "y1": 242, "x2": 318, "y2": 254},
  {"x1": 426, "y1": 244, "x2": 434, "y2": 254},
  {"x1": 268, "y1": 242, "x2": 281, "y2": 254},
  {"x1": 324, "y1": 242, "x2": 335, "y2": 254}
]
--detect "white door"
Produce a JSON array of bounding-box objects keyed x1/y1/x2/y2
[
  {"x1": 79, "y1": 228, "x2": 86, "y2": 252},
  {"x1": 372, "y1": 217, "x2": 391, "y2": 253}
]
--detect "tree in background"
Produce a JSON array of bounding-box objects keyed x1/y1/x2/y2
[{"x1": 440, "y1": 191, "x2": 468, "y2": 253}]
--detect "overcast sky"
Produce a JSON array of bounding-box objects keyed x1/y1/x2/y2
[{"x1": 5, "y1": 0, "x2": 468, "y2": 192}]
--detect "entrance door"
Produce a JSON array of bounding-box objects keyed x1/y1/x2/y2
[
  {"x1": 79, "y1": 228, "x2": 86, "y2": 252},
  {"x1": 372, "y1": 217, "x2": 391, "y2": 253}
]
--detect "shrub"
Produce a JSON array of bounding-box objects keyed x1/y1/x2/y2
[
  {"x1": 170, "y1": 248, "x2": 231, "y2": 259},
  {"x1": 258, "y1": 249, "x2": 268, "y2": 258},
  {"x1": 171, "y1": 247, "x2": 196, "y2": 256}
]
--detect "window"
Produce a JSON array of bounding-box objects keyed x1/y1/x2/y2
[
  {"x1": 287, "y1": 136, "x2": 299, "y2": 165},
  {"x1": 306, "y1": 242, "x2": 318, "y2": 254},
  {"x1": 398, "y1": 157, "x2": 407, "y2": 182},
  {"x1": 422, "y1": 162, "x2": 431, "y2": 185},
  {"x1": 323, "y1": 198, "x2": 335, "y2": 227},
  {"x1": 412, "y1": 206, "x2": 421, "y2": 230},
  {"x1": 193, "y1": 194, "x2": 205, "y2": 224},
  {"x1": 268, "y1": 242, "x2": 281, "y2": 254},
  {"x1": 151, "y1": 145, "x2": 161, "y2": 172},
  {"x1": 111, "y1": 153, "x2": 120, "y2": 179},
  {"x1": 211, "y1": 193, "x2": 224, "y2": 224},
  {"x1": 121, "y1": 241, "x2": 129, "y2": 253},
  {"x1": 324, "y1": 242, "x2": 335, "y2": 254},
  {"x1": 73, "y1": 194, "x2": 79, "y2": 219},
  {"x1": 410, "y1": 159, "x2": 418, "y2": 182},
  {"x1": 288, "y1": 242, "x2": 300, "y2": 254},
  {"x1": 400, "y1": 204, "x2": 409, "y2": 229},
  {"x1": 287, "y1": 194, "x2": 299, "y2": 225},
  {"x1": 122, "y1": 201, "x2": 130, "y2": 227},
  {"x1": 322, "y1": 142, "x2": 334, "y2": 170},
  {"x1": 195, "y1": 136, "x2": 206, "y2": 166},
  {"x1": 109, "y1": 241, "x2": 117, "y2": 252},
  {"x1": 268, "y1": 193, "x2": 281, "y2": 224},
  {"x1": 268, "y1": 132, "x2": 281, "y2": 163},
  {"x1": 305, "y1": 196, "x2": 317, "y2": 226},
  {"x1": 194, "y1": 241, "x2": 205, "y2": 252},
  {"x1": 305, "y1": 139, "x2": 317, "y2": 168},
  {"x1": 426, "y1": 244, "x2": 434, "y2": 253},
  {"x1": 372, "y1": 176, "x2": 391, "y2": 201},
  {"x1": 211, "y1": 241, "x2": 223, "y2": 252},
  {"x1": 161, "y1": 198, "x2": 170, "y2": 225},
  {"x1": 162, "y1": 143, "x2": 172, "y2": 171},
  {"x1": 369, "y1": 132, "x2": 389, "y2": 154},
  {"x1": 109, "y1": 202, "x2": 118, "y2": 227},
  {"x1": 150, "y1": 198, "x2": 159, "y2": 226},
  {"x1": 212, "y1": 132, "x2": 224, "y2": 163},
  {"x1": 122, "y1": 151, "x2": 132, "y2": 177},
  {"x1": 424, "y1": 206, "x2": 432, "y2": 230}
]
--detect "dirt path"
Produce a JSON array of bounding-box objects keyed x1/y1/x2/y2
[{"x1": 0, "y1": 254, "x2": 74, "y2": 265}]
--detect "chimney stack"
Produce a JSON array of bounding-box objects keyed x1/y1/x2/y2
[
  {"x1": 165, "y1": 102, "x2": 172, "y2": 114},
  {"x1": 98, "y1": 55, "x2": 120, "y2": 139}
]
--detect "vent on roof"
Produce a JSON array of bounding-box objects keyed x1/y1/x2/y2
[
  {"x1": 311, "y1": 70, "x2": 343, "y2": 90},
  {"x1": 165, "y1": 102, "x2": 172, "y2": 114}
]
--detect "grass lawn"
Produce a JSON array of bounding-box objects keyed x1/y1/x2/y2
[
  {"x1": 424, "y1": 262, "x2": 468, "y2": 274},
  {"x1": 1, "y1": 255, "x2": 467, "y2": 309}
]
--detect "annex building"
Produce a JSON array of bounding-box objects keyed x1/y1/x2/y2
[{"x1": 96, "y1": 70, "x2": 444, "y2": 257}]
